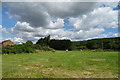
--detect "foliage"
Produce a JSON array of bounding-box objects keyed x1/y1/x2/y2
[
  {"x1": 2, "y1": 44, "x2": 35, "y2": 54},
  {"x1": 34, "y1": 44, "x2": 54, "y2": 51},
  {"x1": 36, "y1": 35, "x2": 72, "y2": 50},
  {"x1": 2, "y1": 36, "x2": 119, "y2": 54},
  {"x1": 71, "y1": 46, "x2": 87, "y2": 50},
  {"x1": 72, "y1": 37, "x2": 120, "y2": 51},
  {"x1": 25, "y1": 41, "x2": 33, "y2": 46},
  {"x1": 2, "y1": 39, "x2": 53, "y2": 54},
  {"x1": 36, "y1": 35, "x2": 50, "y2": 46},
  {"x1": 49, "y1": 39, "x2": 72, "y2": 50}
]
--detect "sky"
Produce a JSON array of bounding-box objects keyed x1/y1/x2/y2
[{"x1": 0, "y1": 2, "x2": 119, "y2": 43}]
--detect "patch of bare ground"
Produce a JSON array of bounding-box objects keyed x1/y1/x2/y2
[
  {"x1": 39, "y1": 67, "x2": 94, "y2": 78},
  {"x1": 41, "y1": 68, "x2": 92, "y2": 78},
  {"x1": 81, "y1": 71, "x2": 92, "y2": 75},
  {"x1": 39, "y1": 68, "x2": 78, "y2": 78},
  {"x1": 95, "y1": 71, "x2": 118, "y2": 78},
  {"x1": 58, "y1": 70, "x2": 93, "y2": 78},
  {"x1": 10, "y1": 73, "x2": 23, "y2": 77},
  {"x1": 10, "y1": 72, "x2": 34, "y2": 78},
  {"x1": 86, "y1": 65, "x2": 98, "y2": 72},
  {"x1": 24, "y1": 64, "x2": 44, "y2": 70},
  {"x1": 41, "y1": 68, "x2": 53, "y2": 75},
  {"x1": 62, "y1": 72, "x2": 78, "y2": 78}
]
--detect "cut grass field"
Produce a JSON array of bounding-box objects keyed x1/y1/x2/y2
[{"x1": 2, "y1": 50, "x2": 118, "y2": 78}]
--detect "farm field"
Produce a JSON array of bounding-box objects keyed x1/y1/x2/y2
[{"x1": 2, "y1": 51, "x2": 118, "y2": 78}]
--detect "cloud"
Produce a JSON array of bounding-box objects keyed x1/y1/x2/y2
[
  {"x1": 4, "y1": 37, "x2": 24, "y2": 44},
  {"x1": 69, "y1": 6, "x2": 118, "y2": 30},
  {"x1": 43, "y1": 2, "x2": 95, "y2": 18},
  {"x1": 3, "y1": 2, "x2": 96, "y2": 28},
  {"x1": 96, "y1": 2, "x2": 118, "y2": 8},
  {"x1": 12, "y1": 21, "x2": 67, "y2": 41},
  {"x1": 2, "y1": 2, "x2": 118, "y2": 42},
  {"x1": 112, "y1": 33, "x2": 119, "y2": 37},
  {"x1": 12, "y1": 22, "x2": 35, "y2": 33},
  {"x1": 0, "y1": 25, "x2": 8, "y2": 33},
  {"x1": 0, "y1": 25, "x2": 2, "y2": 28},
  {"x1": 70, "y1": 28, "x2": 105, "y2": 40},
  {"x1": 4, "y1": 2, "x2": 50, "y2": 27},
  {"x1": 12, "y1": 37, "x2": 24, "y2": 43},
  {"x1": 96, "y1": 32, "x2": 119, "y2": 38},
  {"x1": 11, "y1": 21, "x2": 105, "y2": 42},
  {"x1": 48, "y1": 18, "x2": 64, "y2": 29}
]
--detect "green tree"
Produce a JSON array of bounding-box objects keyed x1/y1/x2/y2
[
  {"x1": 36, "y1": 35, "x2": 50, "y2": 45},
  {"x1": 49, "y1": 39, "x2": 72, "y2": 50},
  {"x1": 25, "y1": 41, "x2": 33, "y2": 46}
]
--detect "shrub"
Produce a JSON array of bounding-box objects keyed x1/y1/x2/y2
[
  {"x1": 2, "y1": 40, "x2": 54, "y2": 54},
  {"x1": 71, "y1": 46, "x2": 87, "y2": 50},
  {"x1": 34, "y1": 44, "x2": 53, "y2": 51},
  {"x1": 2, "y1": 44, "x2": 35, "y2": 54}
]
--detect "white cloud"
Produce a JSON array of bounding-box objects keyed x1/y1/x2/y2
[
  {"x1": 70, "y1": 28, "x2": 105, "y2": 40},
  {"x1": 97, "y1": 32, "x2": 119, "y2": 38},
  {"x1": 0, "y1": 25, "x2": 8, "y2": 33},
  {"x1": 112, "y1": 33, "x2": 120, "y2": 37},
  {"x1": 12, "y1": 21, "x2": 35, "y2": 33},
  {"x1": 13, "y1": 37, "x2": 24, "y2": 43},
  {"x1": 12, "y1": 21, "x2": 67, "y2": 41},
  {"x1": 2, "y1": 2, "x2": 118, "y2": 42},
  {"x1": 4, "y1": 37, "x2": 24, "y2": 44},
  {"x1": 69, "y1": 6, "x2": 118, "y2": 30},
  {"x1": 3, "y1": 2, "x2": 96, "y2": 28},
  {"x1": 11, "y1": 21, "x2": 105, "y2": 42},
  {"x1": 0, "y1": 25, "x2": 2, "y2": 28},
  {"x1": 48, "y1": 18, "x2": 64, "y2": 29},
  {"x1": 11, "y1": 6, "x2": 117, "y2": 42}
]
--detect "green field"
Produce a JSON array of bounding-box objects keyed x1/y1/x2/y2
[{"x1": 2, "y1": 51, "x2": 118, "y2": 78}]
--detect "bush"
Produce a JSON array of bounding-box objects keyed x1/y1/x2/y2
[
  {"x1": 2, "y1": 44, "x2": 35, "y2": 54},
  {"x1": 71, "y1": 46, "x2": 87, "y2": 50},
  {"x1": 34, "y1": 44, "x2": 53, "y2": 51},
  {"x1": 2, "y1": 40, "x2": 54, "y2": 54}
]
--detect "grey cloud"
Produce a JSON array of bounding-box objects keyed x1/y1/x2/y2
[
  {"x1": 3, "y1": 2, "x2": 96, "y2": 28},
  {"x1": 33, "y1": 34, "x2": 45, "y2": 37},
  {"x1": 3, "y1": 2, "x2": 115, "y2": 42},
  {"x1": 3, "y1": 2, "x2": 49, "y2": 27},
  {"x1": 44, "y1": 2, "x2": 96, "y2": 18}
]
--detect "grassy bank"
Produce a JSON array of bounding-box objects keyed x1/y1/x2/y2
[{"x1": 2, "y1": 51, "x2": 118, "y2": 78}]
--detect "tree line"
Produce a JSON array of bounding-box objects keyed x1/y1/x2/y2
[
  {"x1": 36, "y1": 35, "x2": 72, "y2": 50},
  {"x1": 2, "y1": 38, "x2": 53, "y2": 54},
  {"x1": 72, "y1": 37, "x2": 120, "y2": 51},
  {"x1": 2, "y1": 35, "x2": 72, "y2": 54},
  {"x1": 2, "y1": 36, "x2": 120, "y2": 54}
]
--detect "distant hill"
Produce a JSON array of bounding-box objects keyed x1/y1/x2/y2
[{"x1": 72, "y1": 37, "x2": 120, "y2": 50}]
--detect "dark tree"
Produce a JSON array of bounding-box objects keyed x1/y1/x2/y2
[
  {"x1": 36, "y1": 35, "x2": 50, "y2": 46},
  {"x1": 49, "y1": 39, "x2": 72, "y2": 50},
  {"x1": 72, "y1": 37, "x2": 120, "y2": 51}
]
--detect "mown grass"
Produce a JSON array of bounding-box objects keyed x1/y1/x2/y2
[{"x1": 2, "y1": 50, "x2": 118, "y2": 78}]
